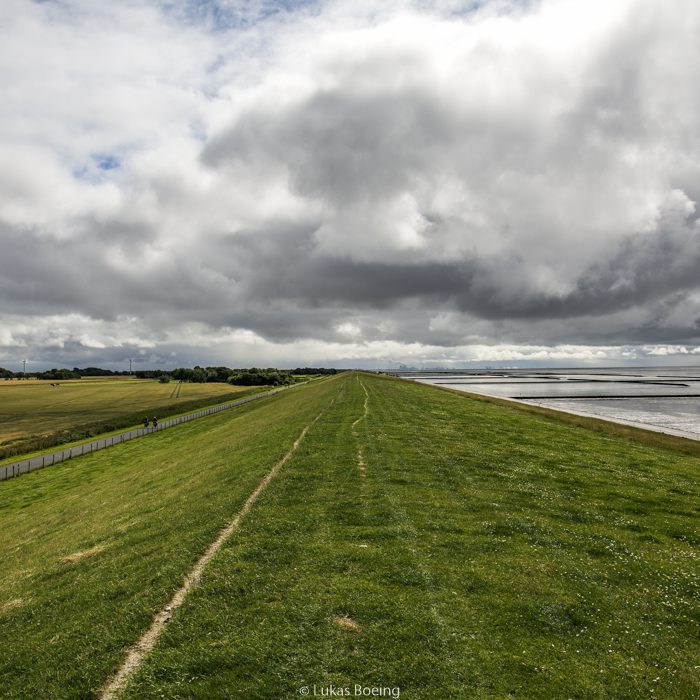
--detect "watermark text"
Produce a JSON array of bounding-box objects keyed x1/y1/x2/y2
[{"x1": 298, "y1": 684, "x2": 400, "y2": 698}]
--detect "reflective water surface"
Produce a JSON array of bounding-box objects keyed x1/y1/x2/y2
[{"x1": 403, "y1": 368, "x2": 700, "y2": 440}]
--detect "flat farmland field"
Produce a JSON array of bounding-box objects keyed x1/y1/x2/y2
[{"x1": 0, "y1": 378, "x2": 252, "y2": 459}]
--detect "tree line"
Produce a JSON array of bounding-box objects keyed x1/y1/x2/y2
[{"x1": 0, "y1": 366, "x2": 339, "y2": 385}]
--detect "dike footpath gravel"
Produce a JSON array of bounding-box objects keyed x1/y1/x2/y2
[{"x1": 0, "y1": 383, "x2": 305, "y2": 482}]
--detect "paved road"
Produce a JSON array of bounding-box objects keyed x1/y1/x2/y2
[{"x1": 0, "y1": 384, "x2": 302, "y2": 482}]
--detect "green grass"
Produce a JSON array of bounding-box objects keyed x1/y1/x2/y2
[
  {"x1": 433, "y1": 382, "x2": 700, "y2": 459},
  {"x1": 122, "y1": 373, "x2": 699, "y2": 699},
  {"x1": 0, "y1": 378, "x2": 255, "y2": 460},
  {"x1": 1, "y1": 373, "x2": 698, "y2": 699},
  {"x1": 0, "y1": 378, "x2": 339, "y2": 699}
]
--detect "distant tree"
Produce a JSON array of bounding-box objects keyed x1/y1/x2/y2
[
  {"x1": 74, "y1": 367, "x2": 119, "y2": 376},
  {"x1": 158, "y1": 374, "x2": 171, "y2": 383},
  {"x1": 205, "y1": 366, "x2": 235, "y2": 383},
  {"x1": 0, "y1": 367, "x2": 13, "y2": 379},
  {"x1": 191, "y1": 367, "x2": 207, "y2": 383},
  {"x1": 37, "y1": 368, "x2": 80, "y2": 380},
  {"x1": 228, "y1": 368, "x2": 294, "y2": 387}
]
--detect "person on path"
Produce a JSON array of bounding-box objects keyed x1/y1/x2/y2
[
  {"x1": 143, "y1": 417, "x2": 149, "y2": 429},
  {"x1": 152, "y1": 416, "x2": 158, "y2": 428}
]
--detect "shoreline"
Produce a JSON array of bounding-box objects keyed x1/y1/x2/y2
[{"x1": 392, "y1": 375, "x2": 700, "y2": 457}]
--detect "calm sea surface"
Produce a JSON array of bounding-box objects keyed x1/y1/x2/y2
[{"x1": 404, "y1": 368, "x2": 700, "y2": 440}]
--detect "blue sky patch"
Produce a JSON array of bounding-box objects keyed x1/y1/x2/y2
[
  {"x1": 174, "y1": 0, "x2": 321, "y2": 31},
  {"x1": 93, "y1": 154, "x2": 121, "y2": 171}
]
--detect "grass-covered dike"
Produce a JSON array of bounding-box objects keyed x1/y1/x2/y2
[{"x1": 0, "y1": 373, "x2": 697, "y2": 698}]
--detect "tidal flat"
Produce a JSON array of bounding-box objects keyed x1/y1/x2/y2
[{"x1": 408, "y1": 367, "x2": 700, "y2": 440}]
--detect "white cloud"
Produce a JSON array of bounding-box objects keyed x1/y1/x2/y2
[{"x1": 1, "y1": 0, "x2": 700, "y2": 369}]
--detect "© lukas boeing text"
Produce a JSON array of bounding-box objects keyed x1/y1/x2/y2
[{"x1": 299, "y1": 685, "x2": 400, "y2": 698}]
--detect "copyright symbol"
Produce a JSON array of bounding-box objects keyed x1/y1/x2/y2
[{"x1": 300, "y1": 687, "x2": 309, "y2": 696}]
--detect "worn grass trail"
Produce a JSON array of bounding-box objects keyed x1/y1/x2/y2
[
  {"x1": 121, "y1": 371, "x2": 452, "y2": 699},
  {"x1": 0, "y1": 378, "x2": 340, "y2": 699},
  {"x1": 120, "y1": 373, "x2": 698, "y2": 700},
  {"x1": 99, "y1": 390, "x2": 337, "y2": 699},
  {"x1": 351, "y1": 379, "x2": 369, "y2": 478}
]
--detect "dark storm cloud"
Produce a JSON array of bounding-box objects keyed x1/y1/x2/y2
[
  {"x1": 212, "y1": 228, "x2": 471, "y2": 306},
  {"x1": 203, "y1": 87, "x2": 459, "y2": 205},
  {"x1": 205, "y1": 220, "x2": 700, "y2": 323},
  {"x1": 3, "y1": 208, "x2": 700, "y2": 353},
  {"x1": 0, "y1": 220, "x2": 236, "y2": 324}
]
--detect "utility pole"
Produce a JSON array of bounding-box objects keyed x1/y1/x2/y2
[
  {"x1": 129, "y1": 358, "x2": 132, "y2": 374},
  {"x1": 23, "y1": 359, "x2": 26, "y2": 374}
]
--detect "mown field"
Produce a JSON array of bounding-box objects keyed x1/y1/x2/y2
[
  {"x1": 0, "y1": 378, "x2": 252, "y2": 460},
  {"x1": 0, "y1": 373, "x2": 697, "y2": 699}
]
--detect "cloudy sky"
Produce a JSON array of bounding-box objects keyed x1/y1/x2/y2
[{"x1": 1, "y1": 0, "x2": 700, "y2": 370}]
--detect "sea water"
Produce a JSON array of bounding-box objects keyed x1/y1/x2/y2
[{"x1": 406, "y1": 368, "x2": 700, "y2": 440}]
